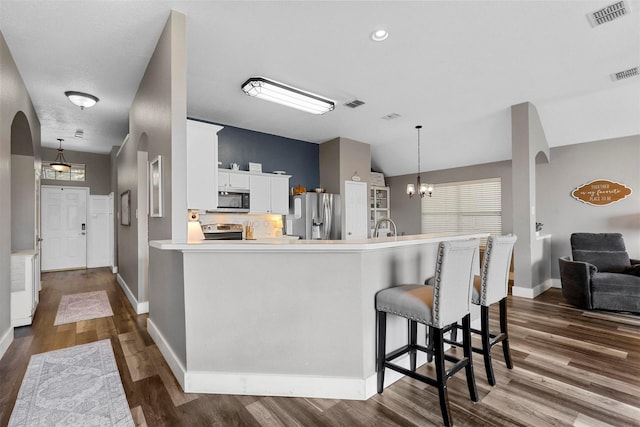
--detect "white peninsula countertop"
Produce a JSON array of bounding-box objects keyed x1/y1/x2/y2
[
  {"x1": 150, "y1": 231, "x2": 488, "y2": 252},
  {"x1": 147, "y1": 232, "x2": 487, "y2": 400}
]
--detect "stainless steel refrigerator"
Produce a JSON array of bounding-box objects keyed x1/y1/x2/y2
[{"x1": 289, "y1": 193, "x2": 341, "y2": 240}]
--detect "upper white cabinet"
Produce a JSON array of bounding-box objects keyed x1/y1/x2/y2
[
  {"x1": 219, "y1": 170, "x2": 250, "y2": 189},
  {"x1": 250, "y1": 174, "x2": 290, "y2": 214},
  {"x1": 186, "y1": 119, "x2": 223, "y2": 210}
]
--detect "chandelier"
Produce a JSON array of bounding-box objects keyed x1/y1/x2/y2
[
  {"x1": 406, "y1": 125, "x2": 433, "y2": 198},
  {"x1": 50, "y1": 138, "x2": 71, "y2": 172}
]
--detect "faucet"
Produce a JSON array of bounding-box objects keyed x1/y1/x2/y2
[{"x1": 374, "y1": 218, "x2": 397, "y2": 238}]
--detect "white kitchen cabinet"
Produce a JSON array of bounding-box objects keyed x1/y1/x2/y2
[
  {"x1": 249, "y1": 175, "x2": 271, "y2": 213},
  {"x1": 11, "y1": 249, "x2": 39, "y2": 327},
  {"x1": 369, "y1": 186, "x2": 391, "y2": 236},
  {"x1": 219, "y1": 170, "x2": 250, "y2": 189},
  {"x1": 249, "y1": 174, "x2": 290, "y2": 214},
  {"x1": 186, "y1": 119, "x2": 223, "y2": 210},
  {"x1": 270, "y1": 176, "x2": 290, "y2": 214}
]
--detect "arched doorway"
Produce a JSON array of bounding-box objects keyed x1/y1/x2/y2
[{"x1": 10, "y1": 111, "x2": 36, "y2": 252}]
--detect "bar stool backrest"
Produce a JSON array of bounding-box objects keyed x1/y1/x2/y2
[
  {"x1": 432, "y1": 239, "x2": 479, "y2": 328},
  {"x1": 476, "y1": 235, "x2": 517, "y2": 307}
]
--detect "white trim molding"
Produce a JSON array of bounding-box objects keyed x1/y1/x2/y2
[
  {"x1": 0, "y1": 327, "x2": 14, "y2": 360},
  {"x1": 116, "y1": 273, "x2": 149, "y2": 314},
  {"x1": 147, "y1": 319, "x2": 429, "y2": 400},
  {"x1": 512, "y1": 278, "x2": 556, "y2": 299}
]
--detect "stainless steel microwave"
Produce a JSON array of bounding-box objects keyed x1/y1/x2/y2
[{"x1": 216, "y1": 189, "x2": 250, "y2": 212}]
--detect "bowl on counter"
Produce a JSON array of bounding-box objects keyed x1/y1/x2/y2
[{"x1": 313, "y1": 187, "x2": 325, "y2": 193}]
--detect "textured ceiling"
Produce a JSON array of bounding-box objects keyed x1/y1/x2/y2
[{"x1": 1, "y1": 0, "x2": 639, "y2": 176}]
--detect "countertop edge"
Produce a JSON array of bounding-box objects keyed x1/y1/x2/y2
[{"x1": 149, "y1": 233, "x2": 490, "y2": 253}]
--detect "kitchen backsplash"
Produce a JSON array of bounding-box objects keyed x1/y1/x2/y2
[{"x1": 199, "y1": 213, "x2": 284, "y2": 238}]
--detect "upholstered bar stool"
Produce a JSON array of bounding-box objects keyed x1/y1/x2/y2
[
  {"x1": 444, "y1": 235, "x2": 517, "y2": 386},
  {"x1": 375, "y1": 239, "x2": 480, "y2": 427}
]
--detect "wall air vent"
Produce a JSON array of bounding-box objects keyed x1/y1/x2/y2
[
  {"x1": 381, "y1": 113, "x2": 400, "y2": 120},
  {"x1": 344, "y1": 99, "x2": 365, "y2": 108},
  {"x1": 587, "y1": 1, "x2": 631, "y2": 27},
  {"x1": 611, "y1": 66, "x2": 639, "y2": 81}
]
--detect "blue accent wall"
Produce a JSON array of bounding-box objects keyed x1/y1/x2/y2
[{"x1": 189, "y1": 118, "x2": 319, "y2": 190}]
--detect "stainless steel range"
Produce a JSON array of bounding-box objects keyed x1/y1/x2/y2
[{"x1": 201, "y1": 223, "x2": 244, "y2": 240}]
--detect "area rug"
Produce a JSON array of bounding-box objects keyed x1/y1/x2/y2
[
  {"x1": 54, "y1": 290, "x2": 114, "y2": 325},
  {"x1": 8, "y1": 339, "x2": 134, "y2": 427}
]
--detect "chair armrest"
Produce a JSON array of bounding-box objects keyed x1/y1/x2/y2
[
  {"x1": 559, "y1": 256, "x2": 596, "y2": 309},
  {"x1": 631, "y1": 259, "x2": 640, "y2": 265}
]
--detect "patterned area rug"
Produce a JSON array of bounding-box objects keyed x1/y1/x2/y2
[
  {"x1": 54, "y1": 290, "x2": 114, "y2": 325},
  {"x1": 8, "y1": 339, "x2": 134, "y2": 426}
]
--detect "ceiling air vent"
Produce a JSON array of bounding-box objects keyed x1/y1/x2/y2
[
  {"x1": 381, "y1": 113, "x2": 400, "y2": 120},
  {"x1": 587, "y1": 1, "x2": 631, "y2": 27},
  {"x1": 611, "y1": 66, "x2": 639, "y2": 81},
  {"x1": 344, "y1": 99, "x2": 365, "y2": 108}
]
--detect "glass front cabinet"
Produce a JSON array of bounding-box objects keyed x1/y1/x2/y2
[{"x1": 369, "y1": 186, "x2": 390, "y2": 237}]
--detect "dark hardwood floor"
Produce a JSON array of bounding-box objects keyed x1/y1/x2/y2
[{"x1": 1, "y1": 268, "x2": 639, "y2": 426}]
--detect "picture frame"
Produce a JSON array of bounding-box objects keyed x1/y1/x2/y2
[
  {"x1": 149, "y1": 155, "x2": 163, "y2": 217},
  {"x1": 120, "y1": 190, "x2": 131, "y2": 226}
]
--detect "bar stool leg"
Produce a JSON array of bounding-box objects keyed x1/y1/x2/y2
[
  {"x1": 426, "y1": 325, "x2": 434, "y2": 363},
  {"x1": 409, "y1": 320, "x2": 418, "y2": 372},
  {"x1": 434, "y1": 328, "x2": 453, "y2": 427},
  {"x1": 480, "y1": 305, "x2": 496, "y2": 386},
  {"x1": 377, "y1": 311, "x2": 387, "y2": 394},
  {"x1": 500, "y1": 298, "x2": 513, "y2": 369},
  {"x1": 462, "y1": 314, "x2": 479, "y2": 402}
]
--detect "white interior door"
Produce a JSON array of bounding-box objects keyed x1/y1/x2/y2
[
  {"x1": 87, "y1": 195, "x2": 112, "y2": 268},
  {"x1": 41, "y1": 186, "x2": 88, "y2": 271},
  {"x1": 344, "y1": 181, "x2": 368, "y2": 240}
]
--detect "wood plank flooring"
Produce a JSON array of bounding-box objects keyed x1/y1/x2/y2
[{"x1": 1, "y1": 268, "x2": 639, "y2": 426}]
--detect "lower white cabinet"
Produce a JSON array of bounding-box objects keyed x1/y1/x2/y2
[
  {"x1": 250, "y1": 174, "x2": 290, "y2": 214},
  {"x1": 11, "y1": 249, "x2": 39, "y2": 327}
]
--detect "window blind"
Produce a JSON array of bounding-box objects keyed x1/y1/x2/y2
[{"x1": 421, "y1": 177, "x2": 502, "y2": 241}]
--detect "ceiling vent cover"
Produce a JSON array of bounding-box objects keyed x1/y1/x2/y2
[
  {"x1": 611, "y1": 66, "x2": 639, "y2": 81},
  {"x1": 381, "y1": 113, "x2": 401, "y2": 120},
  {"x1": 344, "y1": 99, "x2": 365, "y2": 108},
  {"x1": 587, "y1": 1, "x2": 631, "y2": 27}
]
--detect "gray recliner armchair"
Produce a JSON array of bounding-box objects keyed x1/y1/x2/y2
[{"x1": 559, "y1": 233, "x2": 640, "y2": 313}]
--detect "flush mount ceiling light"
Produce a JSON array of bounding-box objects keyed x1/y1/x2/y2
[
  {"x1": 50, "y1": 138, "x2": 71, "y2": 172},
  {"x1": 406, "y1": 125, "x2": 433, "y2": 199},
  {"x1": 241, "y1": 77, "x2": 335, "y2": 115},
  {"x1": 371, "y1": 29, "x2": 389, "y2": 41},
  {"x1": 64, "y1": 91, "x2": 99, "y2": 110}
]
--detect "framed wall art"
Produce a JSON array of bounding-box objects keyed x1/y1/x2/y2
[{"x1": 150, "y1": 155, "x2": 163, "y2": 217}]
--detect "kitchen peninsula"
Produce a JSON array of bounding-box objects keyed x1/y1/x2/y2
[{"x1": 148, "y1": 232, "x2": 487, "y2": 400}]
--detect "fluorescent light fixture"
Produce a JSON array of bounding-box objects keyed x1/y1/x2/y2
[
  {"x1": 64, "y1": 91, "x2": 99, "y2": 109},
  {"x1": 241, "y1": 77, "x2": 335, "y2": 114}
]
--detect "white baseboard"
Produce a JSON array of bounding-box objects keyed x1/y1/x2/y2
[
  {"x1": 147, "y1": 318, "x2": 186, "y2": 390},
  {"x1": 0, "y1": 327, "x2": 14, "y2": 361},
  {"x1": 551, "y1": 278, "x2": 562, "y2": 288},
  {"x1": 112, "y1": 266, "x2": 118, "y2": 274},
  {"x1": 116, "y1": 274, "x2": 149, "y2": 314},
  {"x1": 512, "y1": 278, "x2": 555, "y2": 299},
  {"x1": 147, "y1": 315, "x2": 430, "y2": 400}
]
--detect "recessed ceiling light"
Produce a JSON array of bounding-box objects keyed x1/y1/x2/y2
[{"x1": 371, "y1": 29, "x2": 389, "y2": 42}]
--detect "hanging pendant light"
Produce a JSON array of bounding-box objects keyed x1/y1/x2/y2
[
  {"x1": 406, "y1": 125, "x2": 433, "y2": 198},
  {"x1": 50, "y1": 138, "x2": 71, "y2": 172}
]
